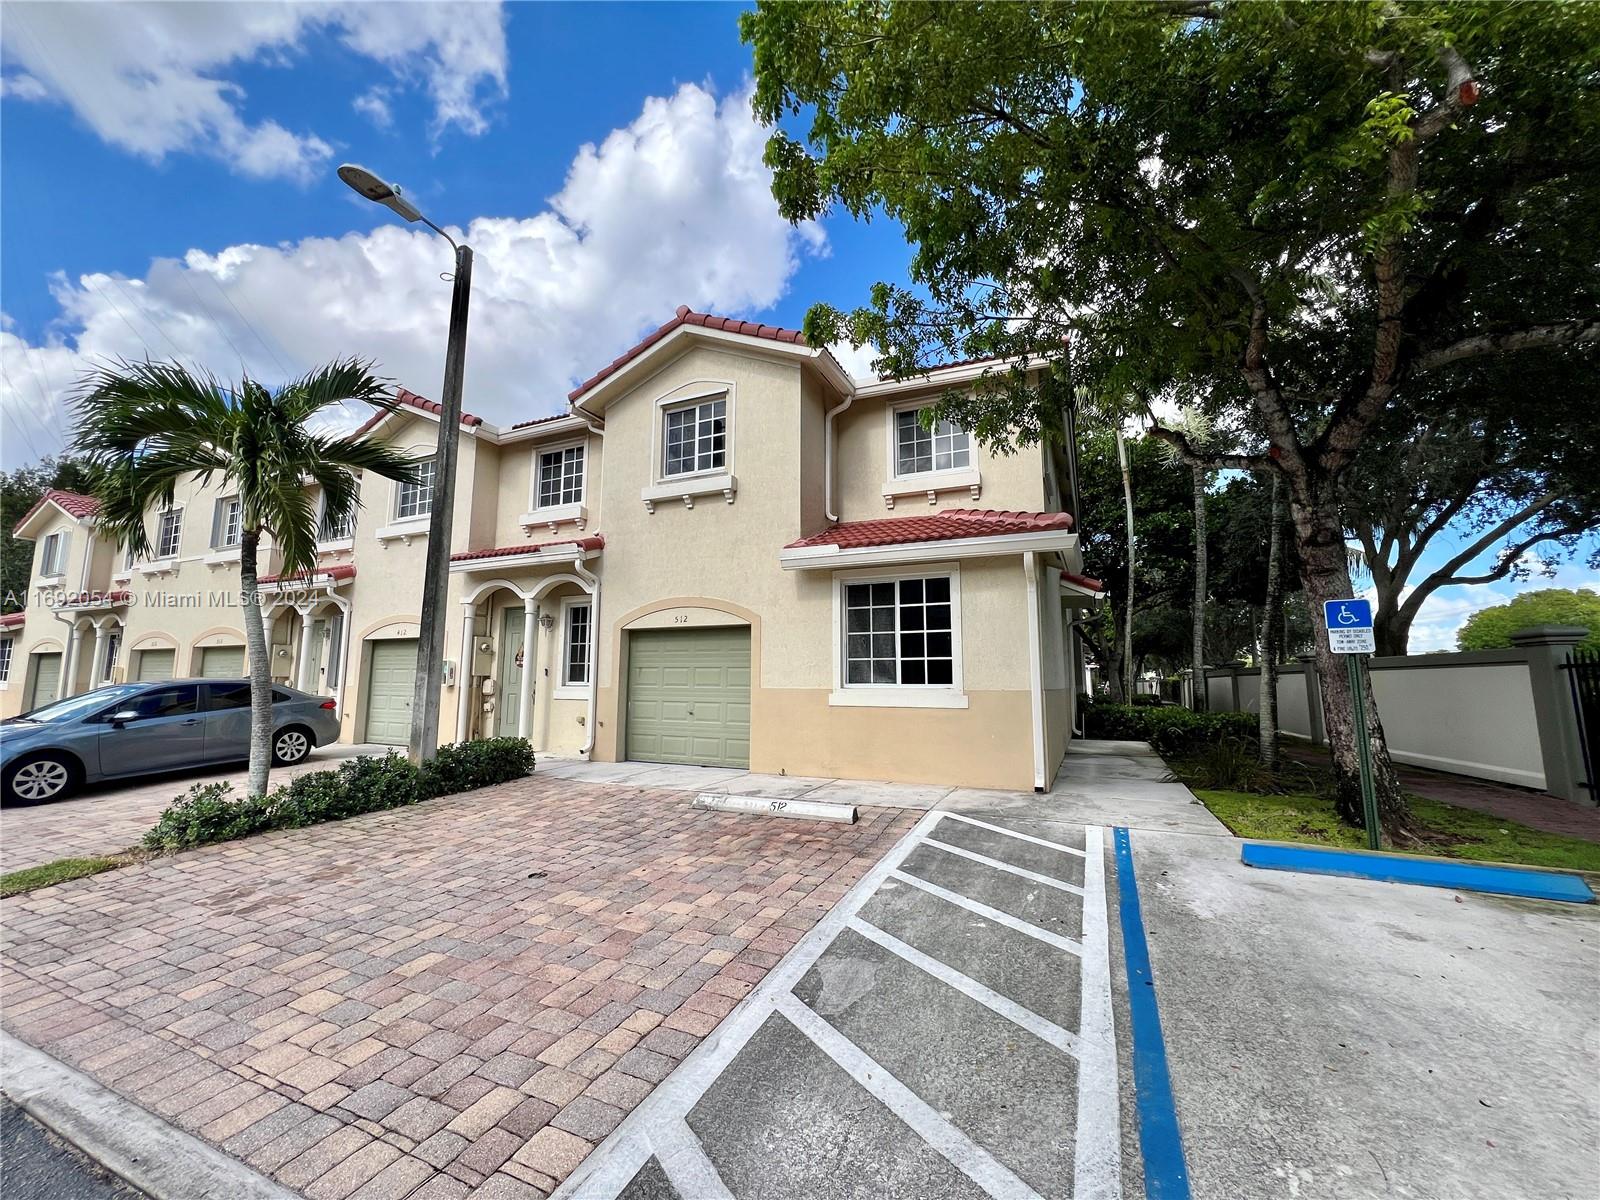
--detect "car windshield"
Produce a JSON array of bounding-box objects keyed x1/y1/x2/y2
[{"x1": 17, "y1": 684, "x2": 145, "y2": 724}]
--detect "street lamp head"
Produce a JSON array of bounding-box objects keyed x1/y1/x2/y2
[{"x1": 337, "y1": 163, "x2": 423, "y2": 223}]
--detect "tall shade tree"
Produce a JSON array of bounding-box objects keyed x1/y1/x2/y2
[
  {"x1": 744, "y1": 0, "x2": 1600, "y2": 834},
  {"x1": 71, "y1": 359, "x2": 419, "y2": 797}
]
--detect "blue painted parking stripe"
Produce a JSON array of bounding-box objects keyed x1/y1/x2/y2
[
  {"x1": 1113, "y1": 826, "x2": 1191, "y2": 1200},
  {"x1": 1241, "y1": 841, "x2": 1595, "y2": 904}
]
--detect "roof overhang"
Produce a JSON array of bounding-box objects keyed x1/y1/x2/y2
[
  {"x1": 1059, "y1": 570, "x2": 1105, "y2": 609},
  {"x1": 572, "y1": 323, "x2": 854, "y2": 415},
  {"x1": 496, "y1": 414, "x2": 595, "y2": 445},
  {"x1": 258, "y1": 568, "x2": 356, "y2": 594},
  {"x1": 780, "y1": 527, "x2": 1079, "y2": 571},
  {"x1": 51, "y1": 590, "x2": 131, "y2": 613},
  {"x1": 12, "y1": 498, "x2": 98, "y2": 540},
  {"x1": 448, "y1": 540, "x2": 603, "y2": 574},
  {"x1": 851, "y1": 354, "x2": 1048, "y2": 401}
]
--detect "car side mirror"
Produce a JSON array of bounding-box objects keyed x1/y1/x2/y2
[{"x1": 108, "y1": 710, "x2": 140, "y2": 726}]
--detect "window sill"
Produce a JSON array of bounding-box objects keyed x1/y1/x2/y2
[
  {"x1": 137, "y1": 560, "x2": 179, "y2": 577},
  {"x1": 316, "y1": 537, "x2": 355, "y2": 555},
  {"x1": 882, "y1": 467, "x2": 981, "y2": 509},
  {"x1": 519, "y1": 503, "x2": 587, "y2": 529},
  {"x1": 828, "y1": 688, "x2": 969, "y2": 710},
  {"x1": 641, "y1": 473, "x2": 737, "y2": 513},
  {"x1": 375, "y1": 520, "x2": 430, "y2": 544},
  {"x1": 551, "y1": 684, "x2": 589, "y2": 701},
  {"x1": 205, "y1": 548, "x2": 241, "y2": 566}
]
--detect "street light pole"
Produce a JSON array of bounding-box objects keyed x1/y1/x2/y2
[{"x1": 336, "y1": 163, "x2": 471, "y2": 763}]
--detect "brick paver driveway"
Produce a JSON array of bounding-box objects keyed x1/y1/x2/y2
[
  {"x1": 0, "y1": 773, "x2": 915, "y2": 1198},
  {"x1": 0, "y1": 745, "x2": 383, "y2": 874}
]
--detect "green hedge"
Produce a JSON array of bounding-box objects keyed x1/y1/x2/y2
[
  {"x1": 1082, "y1": 702, "x2": 1258, "y2": 755},
  {"x1": 143, "y1": 738, "x2": 534, "y2": 853}
]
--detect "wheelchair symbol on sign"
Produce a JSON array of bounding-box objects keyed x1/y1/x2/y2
[{"x1": 1336, "y1": 605, "x2": 1359, "y2": 625}]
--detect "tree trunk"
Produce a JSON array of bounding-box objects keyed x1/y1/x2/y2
[
  {"x1": 1372, "y1": 595, "x2": 1411, "y2": 657},
  {"x1": 1287, "y1": 486, "x2": 1411, "y2": 834},
  {"x1": 1116, "y1": 429, "x2": 1136, "y2": 703},
  {"x1": 1258, "y1": 476, "x2": 1284, "y2": 769},
  {"x1": 239, "y1": 528, "x2": 274, "y2": 798},
  {"x1": 1192, "y1": 463, "x2": 1208, "y2": 711}
]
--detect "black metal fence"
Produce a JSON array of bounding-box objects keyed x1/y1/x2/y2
[{"x1": 1563, "y1": 647, "x2": 1599, "y2": 800}]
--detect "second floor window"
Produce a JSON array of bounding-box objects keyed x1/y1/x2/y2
[
  {"x1": 664, "y1": 398, "x2": 726, "y2": 477},
  {"x1": 537, "y1": 445, "x2": 585, "y2": 508},
  {"x1": 0, "y1": 639, "x2": 12, "y2": 683},
  {"x1": 895, "y1": 406, "x2": 972, "y2": 476},
  {"x1": 214, "y1": 498, "x2": 242, "y2": 549},
  {"x1": 319, "y1": 503, "x2": 354, "y2": 541},
  {"x1": 157, "y1": 509, "x2": 183, "y2": 559},
  {"x1": 396, "y1": 459, "x2": 436, "y2": 520},
  {"x1": 39, "y1": 532, "x2": 67, "y2": 576}
]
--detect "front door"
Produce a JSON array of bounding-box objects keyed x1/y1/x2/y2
[{"x1": 497, "y1": 607, "x2": 526, "y2": 738}]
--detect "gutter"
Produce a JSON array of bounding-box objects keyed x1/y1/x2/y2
[
  {"x1": 1024, "y1": 551, "x2": 1048, "y2": 792},
  {"x1": 823, "y1": 389, "x2": 854, "y2": 524}
]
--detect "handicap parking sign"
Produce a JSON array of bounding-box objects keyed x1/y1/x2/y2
[{"x1": 1323, "y1": 599, "x2": 1375, "y2": 654}]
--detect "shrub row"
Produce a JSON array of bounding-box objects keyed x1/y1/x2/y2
[
  {"x1": 143, "y1": 738, "x2": 535, "y2": 853},
  {"x1": 1082, "y1": 702, "x2": 1258, "y2": 755}
]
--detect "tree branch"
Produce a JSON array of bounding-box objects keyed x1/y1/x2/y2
[
  {"x1": 1144, "y1": 420, "x2": 1277, "y2": 473},
  {"x1": 1414, "y1": 43, "x2": 1478, "y2": 144},
  {"x1": 1413, "y1": 321, "x2": 1600, "y2": 372}
]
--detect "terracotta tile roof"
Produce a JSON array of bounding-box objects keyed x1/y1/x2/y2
[
  {"x1": 352, "y1": 387, "x2": 484, "y2": 439},
  {"x1": 11, "y1": 488, "x2": 101, "y2": 536},
  {"x1": 450, "y1": 534, "x2": 605, "y2": 563},
  {"x1": 785, "y1": 508, "x2": 1073, "y2": 551},
  {"x1": 570, "y1": 306, "x2": 809, "y2": 401},
  {"x1": 510, "y1": 412, "x2": 579, "y2": 431},
  {"x1": 0, "y1": 611, "x2": 25, "y2": 629},
  {"x1": 1061, "y1": 571, "x2": 1104, "y2": 592},
  {"x1": 259, "y1": 565, "x2": 357, "y2": 585},
  {"x1": 58, "y1": 589, "x2": 131, "y2": 608}
]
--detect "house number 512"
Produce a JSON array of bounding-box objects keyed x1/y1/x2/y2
[{"x1": 673, "y1": 614, "x2": 689, "y2": 624}]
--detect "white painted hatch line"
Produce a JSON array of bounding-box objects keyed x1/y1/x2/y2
[
  {"x1": 923, "y1": 836, "x2": 1088, "y2": 896},
  {"x1": 650, "y1": 1119, "x2": 737, "y2": 1200},
  {"x1": 940, "y1": 810, "x2": 1089, "y2": 857},
  {"x1": 1074, "y1": 824, "x2": 1123, "y2": 1200},
  {"x1": 891, "y1": 869, "x2": 1086, "y2": 958}
]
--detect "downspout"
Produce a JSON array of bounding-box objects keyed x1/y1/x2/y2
[
  {"x1": 1024, "y1": 551, "x2": 1047, "y2": 792},
  {"x1": 823, "y1": 389, "x2": 854, "y2": 524},
  {"x1": 573, "y1": 555, "x2": 602, "y2": 760}
]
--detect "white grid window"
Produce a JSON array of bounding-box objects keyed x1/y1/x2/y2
[
  {"x1": 219, "y1": 498, "x2": 242, "y2": 548},
  {"x1": 538, "y1": 446, "x2": 585, "y2": 508},
  {"x1": 663, "y1": 399, "x2": 726, "y2": 477},
  {"x1": 39, "y1": 533, "x2": 64, "y2": 576},
  {"x1": 895, "y1": 407, "x2": 971, "y2": 475},
  {"x1": 157, "y1": 509, "x2": 183, "y2": 559},
  {"x1": 844, "y1": 576, "x2": 954, "y2": 686},
  {"x1": 396, "y1": 460, "x2": 436, "y2": 520},
  {"x1": 0, "y1": 639, "x2": 12, "y2": 683},
  {"x1": 319, "y1": 503, "x2": 353, "y2": 541},
  {"x1": 563, "y1": 603, "x2": 591, "y2": 686}
]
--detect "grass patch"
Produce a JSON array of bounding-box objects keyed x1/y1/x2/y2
[
  {"x1": 1195, "y1": 789, "x2": 1600, "y2": 873},
  {"x1": 0, "y1": 855, "x2": 130, "y2": 898}
]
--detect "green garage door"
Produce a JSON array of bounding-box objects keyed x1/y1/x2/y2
[
  {"x1": 199, "y1": 646, "x2": 245, "y2": 678},
  {"x1": 626, "y1": 627, "x2": 751, "y2": 769},
  {"x1": 363, "y1": 638, "x2": 417, "y2": 746},
  {"x1": 29, "y1": 653, "x2": 61, "y2": 709},
  {"x1": 136, "y1": 648, "x2": 175, "y2": 681}
]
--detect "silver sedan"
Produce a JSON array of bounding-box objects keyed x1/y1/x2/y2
[{"x1": 1, "y1": 679, "x2": 343, "y2": 803}]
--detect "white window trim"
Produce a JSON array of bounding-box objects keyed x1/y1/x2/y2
[
  {"x1": 531, "y1": 439, "x2": 587, "y2": 513},
  {"x1": 0, "y1": 639, "x2": 13, "y2": 687},
  {"x1": 648, "y1": 384, "x2": 734, "y2": 484},
  {"x1": 829, "y1": 562, "x2": 967, "y2": 709},
  {"x1": 553, "y1": 595, "x2": 593, "y2": 699},
  {"x1": 394, "y1": 460, "x2": 437, "y2": 523},
  {"x1": 882, "y1": 397, "x2": 981, "y2": 507},
  {"x1": 38, "y1": 532, "x2": 66, "y2": 580},
  {"x1": 156, "y1": 508, "x2": 185, "y2": 560}
]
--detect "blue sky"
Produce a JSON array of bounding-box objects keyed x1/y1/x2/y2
[{"x1": 0, "y1": 1, "x2": 1590, "y2": 648}]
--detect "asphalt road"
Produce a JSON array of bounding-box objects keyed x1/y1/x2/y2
[{"x1": 1, "y1": 1099, "x2": 147, "y2": 1200}]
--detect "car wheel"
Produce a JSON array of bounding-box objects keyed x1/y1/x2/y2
[
  {"x1": 4, "y1": 754, "x2": 78, "y2": 804},
  {"x1": 272, "y1": 727, "x2": 313, "y2": 766}
]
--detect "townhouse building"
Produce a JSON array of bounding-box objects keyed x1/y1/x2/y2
[{"x1": 1, "y1": 307, "x2": 1101, "y2": 791}]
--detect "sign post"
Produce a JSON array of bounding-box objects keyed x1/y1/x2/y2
[{"x1": 1323, "y1": 599, "x2": 1381, "y2": 850}]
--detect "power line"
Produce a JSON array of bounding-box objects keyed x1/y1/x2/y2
[
  {"x1": 202, "y1": 270, "x2": 298, "y2": 380},
  {"x1": 177, "y1": 268, "x2": 248, "y2": 374}
]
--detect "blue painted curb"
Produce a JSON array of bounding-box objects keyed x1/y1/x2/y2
[
  {"x1": 1113, "y1": 827, "x2": 1191, "y2": 1200},
  {"x1": 1241, "y1": 842, "x2": 1595, "y2": 904}
]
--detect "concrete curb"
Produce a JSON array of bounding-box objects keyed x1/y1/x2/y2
[{"x1": 0, "y1": 1032, "x2": 302, "y2": 1200}]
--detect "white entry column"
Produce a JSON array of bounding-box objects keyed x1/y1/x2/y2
[
  {"x1": 295, "y1": 609, "x2": 317, "y2": 691},
  {"x1": 61, "y1": 620, "x2": 84, "y2": 697},
  {"x1": 519, "y1": 598, "x2": 537, "y2": 741},
  {"x1": 456, "y1": 600, "x2": 476, "y2": 743},
  {"x1": 90, "y1": 623, "x2": 109, "y2": 690}
]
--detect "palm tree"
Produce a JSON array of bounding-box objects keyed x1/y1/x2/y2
[{"x1": 72, "y1": 359, "x2": 420, "y2": 797}]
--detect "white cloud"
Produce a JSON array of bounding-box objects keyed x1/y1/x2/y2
[
  {"x1": 828, "y1": 341, "x2": 880, "y2": 382},
  {"x1": 1364, "y1": 564, "x2": 1600, "y2": 653},
  {"x1": 353, "y1": 87, "x2": 394, "y2": 129},
  {"x1": 0, "y1": 1, "x2": 507, "y2": 182},
  {"x1": 1, "y1": 83, "x2": 826, "y2": 465}
]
